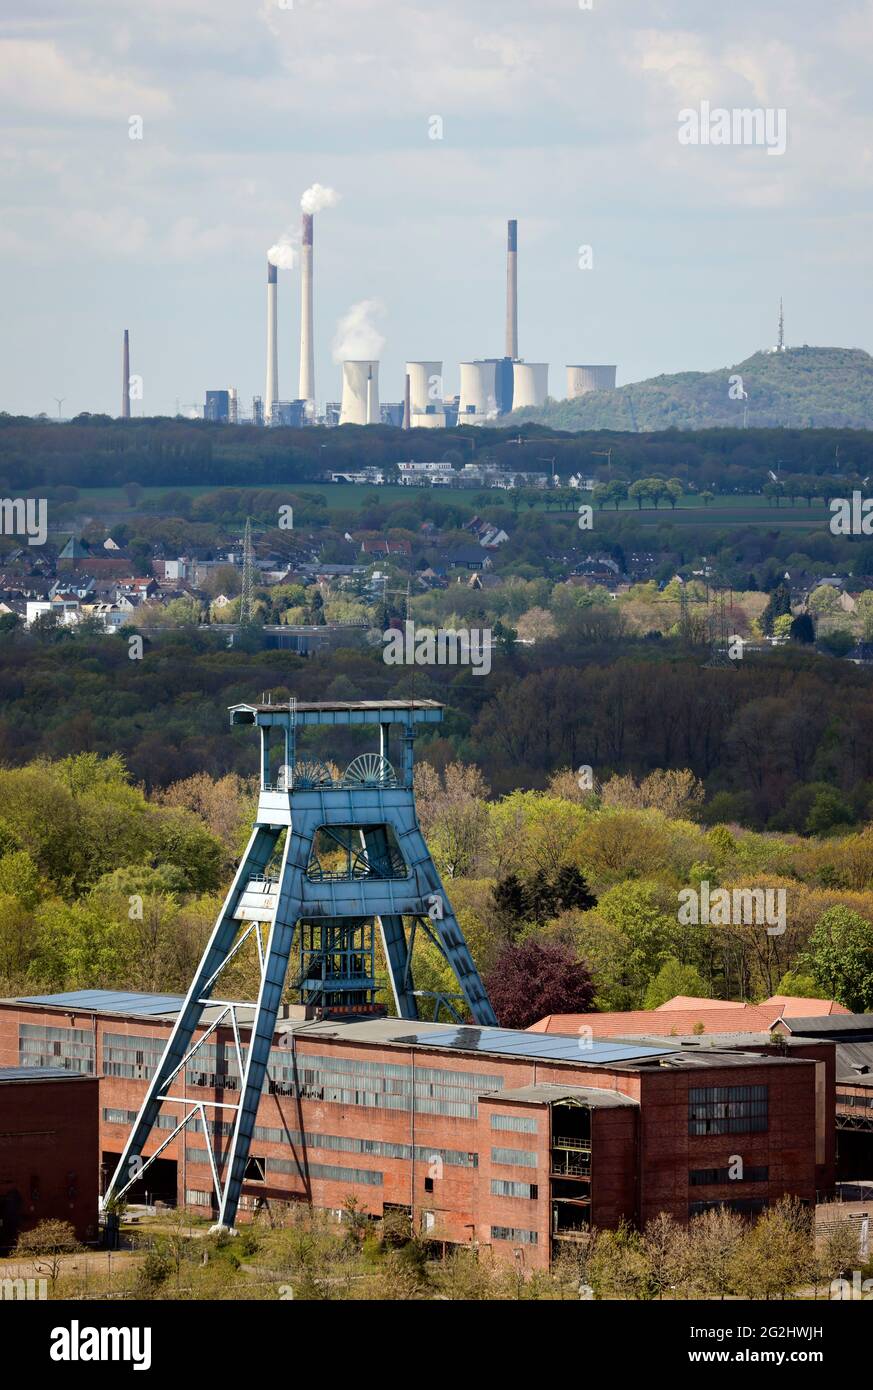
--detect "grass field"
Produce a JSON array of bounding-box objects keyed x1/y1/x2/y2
[{"x1": 72, "y1": 484, "x2": 833, "y2": 529}]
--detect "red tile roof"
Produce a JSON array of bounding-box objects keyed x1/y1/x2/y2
[{"x1": 530, "y1": 994, "x2": 848, "y2": 1039}]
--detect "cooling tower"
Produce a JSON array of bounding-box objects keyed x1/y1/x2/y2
[
  {"x1": 506, "y1": 220, "x2": 518, "y2": 360},
  {"x1": 121, "y1": 329, "x2": 130, "y2": 420},
  {"x1": 265, "y1": 261, "x2": 278, "y2": 419},
  {"x1": 406, "y1": 361, "x2": 442, "y2": 413},
  {"x1": 512, "y1": 362, "x2": 548, "y2": 410},
  {"x1": 457, "y1": 361, "x2": 497, "y2": 423},
  {"x1": 339, "y1": 360, "x2": 379, "y2": 426},
  {"x1": 405, "y1": 360, "x2": 446, "y2": 426},
  {"x1": 299, "y1": 213, "x2": 315, "y2": 405},
  {"x1": 566, "y1": 364, "x2": 617, "y2": 397}
]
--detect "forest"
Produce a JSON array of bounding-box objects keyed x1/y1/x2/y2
[
  {"x1": 3, "y1": 413, "x2": 873, "y2": 495},
  {"x1": 2, "y1": 624, "x2": 873, "y2": 830}
]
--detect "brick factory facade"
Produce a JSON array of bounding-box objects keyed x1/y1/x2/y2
[
  {"x1": 0, "y1": 993, "x2": 833, "y2": 1269},
  {"x1": 0, "y1": 1068, "x2": 99, "y2": 1249}
]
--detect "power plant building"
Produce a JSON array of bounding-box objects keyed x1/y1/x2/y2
[
  {"x1": 205, "y1": 390, "x2": 230, "y2": 423},
  {"x1": 272, "y1": 400, "x2": 308, "y2": 428},
  {"x1": 566, "y1": 365, "x2": 617, "y2": 398}
]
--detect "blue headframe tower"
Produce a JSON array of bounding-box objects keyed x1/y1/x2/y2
[{"x1": 103, "y1": 697, "x2": 496, "y2": 1230}]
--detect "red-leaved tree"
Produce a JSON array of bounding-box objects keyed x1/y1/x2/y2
[{"x1": 485, "y1": 939, "x2": 595, "y2": 1030}]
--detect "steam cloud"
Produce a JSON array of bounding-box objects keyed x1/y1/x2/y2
[
  {"x1": 267, "y1": 237, "x2": 296, "y2": 270},
  {"x1": 301, "y1": 183, "x2": 341, "y2": 215},
  {"x1": 332, "y1": 299, "x2": 386, "y2": 363}
]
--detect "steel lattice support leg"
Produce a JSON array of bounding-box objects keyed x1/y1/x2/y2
[
  {"x1": 103, "y1": 826, "x2": 279, "y2": 1207},
  {"x1": 378, "y1": 914, "x2": 418, "y2": 1018},
  {"x1": 214, "y1": 820, "x2": 313, "y2": 1229}
]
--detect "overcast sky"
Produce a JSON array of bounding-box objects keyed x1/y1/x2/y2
[{"x1": 2, "y1": 0, "x2": 871, "y2": 418}]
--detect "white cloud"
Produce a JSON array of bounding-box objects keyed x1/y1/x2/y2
[{"x1": 0, "y1": 39, "x2": 172, "y2": 120}]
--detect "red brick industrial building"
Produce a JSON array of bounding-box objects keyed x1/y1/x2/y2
[
  {"x1": 0, "y1": 991, "x2": 833, "y2": 1268},
  {"x1": 0, "y1": 1067, "x2": 99, "y2": 1249}
]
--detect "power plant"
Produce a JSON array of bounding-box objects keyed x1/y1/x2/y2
[{"x1": 188, "y1": 209, "x2": 620, "y2": 425}]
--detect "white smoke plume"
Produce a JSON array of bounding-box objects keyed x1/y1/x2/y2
[
  {"x1": 267, "y1": 237, "x2": 296, "y2": 270},
  {"x1": 301, "y1": 183, "x2": 341, "y2": 215},
  {"x1": 332, "y1": 299, "x2": 386, "y2": 363}
]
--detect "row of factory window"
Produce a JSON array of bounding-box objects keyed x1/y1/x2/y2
[
  {"x1": 184, "y1": 1148, "x2": 383, "y2": 1187},
  {"x1": 19, "y1": 1024, "x2": 96, "y2": 1073},
  {"x1": 98, "y1": 1032, "x2": 503, "y2": 1118},
  {"x1": 491, "y1": 1146, "x2": 538, "y2": 1169},
  {"x1": 688, "y1": 1085, "x2": 768, "y2": 1136},
  {"x1": 491, "y1": 1180, "x2": 538, "y2": 1199},
  {"x1": 490, "y1": 1114, "x2": 538, "y2": 1134},
  {"x1": 102, "y1": 1106, "x2": 480, "y2": 1170},
  {"x1": 689, "y1": 1166, "x2": 769, "y2": 1186},
  {"x1": 836, "y1": 1091, "x2": 873, "y2": 1109},
  {"x1": 103, "y1": 1108, "x2": 178, "y2": 1131},
  {"x1": 689, "y1": 1198, "x2": 769, "y2": 1216},
  {"x1": 491, "y1": 1226, "x2": 538, "y2": 1245}
]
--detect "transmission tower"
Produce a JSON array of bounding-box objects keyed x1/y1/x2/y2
[
  {"x1": 704, "y1": 589, "x2": 732, "y2": 668},
  {"x1": 239, "y1": 518, "x2": 256, "y2": 627},
  {"x1": 102, "y1": 696, "x2": 496, "y2": 1232}
]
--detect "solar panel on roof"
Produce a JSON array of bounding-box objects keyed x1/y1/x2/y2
[
  {"x1": 18, "y1": 989, "x2": 186, "y2": 1016},
  {"x1": 390, "y1": 1026, "x2": 672, "y2": 1065}
]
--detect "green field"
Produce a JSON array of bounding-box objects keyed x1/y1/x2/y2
[{"x1": 71, "y1": 483, "x2": 833, "y2": 529}]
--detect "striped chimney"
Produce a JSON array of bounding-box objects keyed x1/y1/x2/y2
[
  {"x1": 265, "y1": 260, "x2": 278, "y2": 423},
  {"x1": 299, "y1": 212, "x2": 315, "y2": 404},
  {"x1": 122, "y1": 329, "x2": 130, "y2": 420},
  {"x1": 505, "y1": 219, "x2": 518, "y2": 360}
]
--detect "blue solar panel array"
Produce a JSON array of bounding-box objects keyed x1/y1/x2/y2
[
  {"x1": 18, "y1": 990, "x2": 186, "y2": 1016},
  {"x1": 391, "y1": 1026, "x2": 673, "y2": 1065}
]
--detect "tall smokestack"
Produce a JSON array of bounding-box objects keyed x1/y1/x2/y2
[
  {"x1": 505, "y1": 219, "x2": 518, "y2": 360},
  {"x1": 121, "y1": 329, "x2": 130, "y2": 420},
  {"x1": 403, "y1": 372, "x2": 411, "y2": 429},
  {"x1": 265, "y1": 260, "x2": 278, "y2": 424},
  {"x1": 299, "y1": 212, "x2": 315, "y2": 406}
]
